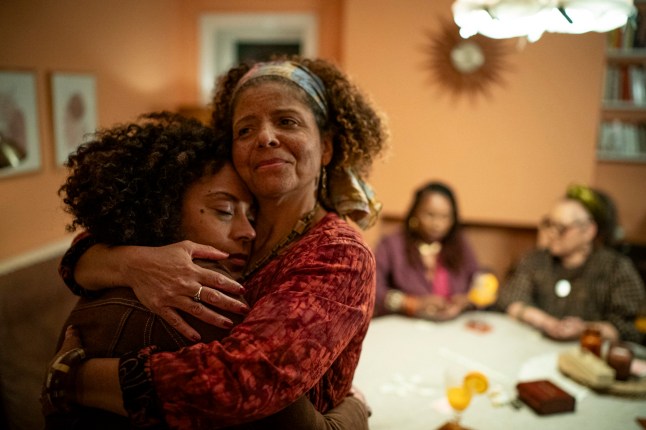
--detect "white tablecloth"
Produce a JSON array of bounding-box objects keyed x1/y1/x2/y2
[{"x1": 353, "y1": 312, "x2": 646, "y2": 430}]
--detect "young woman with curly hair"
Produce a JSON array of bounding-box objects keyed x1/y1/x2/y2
[
  {"x1": 48, "y1": 56, "x2": 388, "y2": 429},
  {"x1": 45, "y1": 112, "x2": 371, "y2": 429}
]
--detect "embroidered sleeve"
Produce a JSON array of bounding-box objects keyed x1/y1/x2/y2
[
  {"x1": 119, "y1": 346, "x2": 167, "y2": 429},
  {"x1": 58, "y1": 232, "x2": 101, "y2": 298}
]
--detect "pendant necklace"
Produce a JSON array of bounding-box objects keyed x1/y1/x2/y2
[
  {"x1": 418, "y1": 241, "x2": 442, "y2": 257},
  {"x1": 418, "y1": 241, "x2": 441, "y2": 282},
  {"x1": 554, "y1": 279, "x2": 571, "y2": 298},
  {"x1": 242, "y1": 203, "x2": 320, "y2": 282}
]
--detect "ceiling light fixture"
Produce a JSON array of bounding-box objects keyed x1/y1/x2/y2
[{"x1": 452, "y1": 0, "x2": 636, "y2": 42}]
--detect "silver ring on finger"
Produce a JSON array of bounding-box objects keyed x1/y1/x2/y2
[{"x1": 192, "y1": 285, "x2": 204, "y2": 303}]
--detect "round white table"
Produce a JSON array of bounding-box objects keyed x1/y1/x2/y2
[{"x1": 352, "y1": 312, "x2": 646, "y2": 430}]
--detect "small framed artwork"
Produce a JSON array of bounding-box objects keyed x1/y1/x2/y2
[
  {"x1": 199, "y1": 13, "x2": 318, "y2": 104},
  {"x1": 50, "y1": 72, "x2": 98, "y2": 165},
  {"x1": 0, "y1": 70, "x2": 41, "y2": 178}
]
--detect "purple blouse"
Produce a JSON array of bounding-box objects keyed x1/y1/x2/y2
[{"x1": 374, "y1": 229, "x2": 479, "y2": 316}]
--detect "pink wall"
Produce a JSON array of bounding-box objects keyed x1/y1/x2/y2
[
  {"x1": 0, "y1": 0, "x2": 341, "y2": 262},
  {"x1": 0, "y1": 0, "x2": 190, "y2": 261},
  {"x1": 0, "y1": 0, "x2": 644, "y2": 266}
]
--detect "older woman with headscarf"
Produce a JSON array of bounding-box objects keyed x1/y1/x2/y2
[{"x1": 44, "y1": 57, "x2": 389, "y2": 429}]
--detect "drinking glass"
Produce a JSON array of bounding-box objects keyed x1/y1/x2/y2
[
  {"x1": 467, "y1": 271, "x2": 498, "y2": 309},
  {"x1": 439, "y1": 366, "x2": 488, "y2": 430},
  {"x1": 442, "y1": 366, "x2": 471, "y2": 430}
]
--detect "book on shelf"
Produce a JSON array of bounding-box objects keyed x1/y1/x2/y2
[
  {"x1": 603, "y1": 64, "x2": 646, "y2": 105},
  {"x1": 621, "y1": 66, "x2": 631, "y2": 101},
  {"x1": 604, "y1": 65, "x2": 620, "y2": 101},
  {"x1": 629, "y1": 65, "x2": 646, "y2": 103},
  {"x1": 598, "y1": 121, "x2": 646, "y2": 157}
]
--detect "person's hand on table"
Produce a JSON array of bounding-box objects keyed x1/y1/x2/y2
[
  {"x1": 404, "y1": 295, "x2": 449, "y2": 320},
  {"x1": 421, "y1": 294, "x2": 469, "y2": 322},
  {"x1": 594, "y1": 321, "x2": 619, "y2": 342},
  {"x1": 542, "y1": 317, "x2": 586, "y2": 340},
  {"x1": 114, "y1": 241, "x2": 249, "y2": 341},
  {"x1": 429, "y1": 302, "x2": 463, "y2": 322},
  {"x1": 447, "y1": 294, "x2": 472, "y2": 315},
  {"x1": 510, "y1": 303, "x2": 619, "y2": 343},
  {"x1": 510, "y1": 302, "x2": 575, "y2": 339}
]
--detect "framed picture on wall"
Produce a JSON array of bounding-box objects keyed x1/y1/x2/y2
[
  {"x1": 0, "y1": 70, "x2": 41, "y2": 178},
  {"x1": 198, "y1": 13, "x2": 318, "y2": 104},
  {"x1": 50, "y1": 72, "x2": 98, "y2": 166}
]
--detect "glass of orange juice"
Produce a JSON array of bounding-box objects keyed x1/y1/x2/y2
[
  {"x1": 467, "y1": 271, "x2": 499, "y2": 309},
  {"x1": 440, "y1": 366, "x2": 488, "y2": 430}
]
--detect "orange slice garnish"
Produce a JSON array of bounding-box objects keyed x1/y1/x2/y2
[{"x1": 464, "y1": 371, "x2": 489, "y2": 394}]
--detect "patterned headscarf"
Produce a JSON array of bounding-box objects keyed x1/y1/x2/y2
[
  {"x1": 324, "y1": 167, "x2": 382, "y2": 230},
  {"x1": 232, "y1": 61, "x2": 328, "y2": 117}
]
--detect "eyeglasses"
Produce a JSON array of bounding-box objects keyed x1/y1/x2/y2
[{"x1": 539, "y1": 217, "x2": 590, "y2": 237}]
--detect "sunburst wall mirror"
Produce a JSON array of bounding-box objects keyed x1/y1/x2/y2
[{"x1": 425, "y1": 19, "x2": 513, "y2": 99}]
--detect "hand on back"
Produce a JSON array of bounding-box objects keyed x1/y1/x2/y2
[{"x1": 124, "y1": 240, "x2": 249, "y2": 341}]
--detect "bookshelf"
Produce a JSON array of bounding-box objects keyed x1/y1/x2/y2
[{"x1": 599, "y1": 1, "x2": 646, "y2": 163}]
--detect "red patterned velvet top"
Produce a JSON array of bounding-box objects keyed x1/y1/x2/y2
[{"x1": 146, "y1": 212, "x2": 375, "y2": 429}]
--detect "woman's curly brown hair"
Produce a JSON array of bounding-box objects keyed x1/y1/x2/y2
[
  {"x1": 210, "y1": 56, "x2": 389, "y2": 180},
  {"x1": 59, "y1": 111, "x2": 229, "y2": 246}
]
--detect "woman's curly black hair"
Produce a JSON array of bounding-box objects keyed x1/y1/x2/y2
[
  {"x1": 59, "y1": 111, "x2": 230, "y2": 246},
  {"x1": 210, "y1": 56, "x2": 389, "y2": 180}
]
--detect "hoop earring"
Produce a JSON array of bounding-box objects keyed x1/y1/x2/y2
[
  {"x1": 319, "y1": 167, "x2": 328, "y2": 201},
  {"x1": 408, "y1": 217, "x2": 419, "y2": 230}
]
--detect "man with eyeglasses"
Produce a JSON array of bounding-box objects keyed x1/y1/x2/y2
[{"x1": 496, "y1": 185, "x2": 645, "y2": 344}]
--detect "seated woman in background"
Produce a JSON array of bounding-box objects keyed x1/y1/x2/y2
[
  {"x1": 497, "y1": 184, "x2": 645, "y2": 343},
  {"x1": 42, "y1": 111, "x2": 370, "y2": 429},
  {"x1": 373, "y1": 181, "x2": 480, "y2": 321}
]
